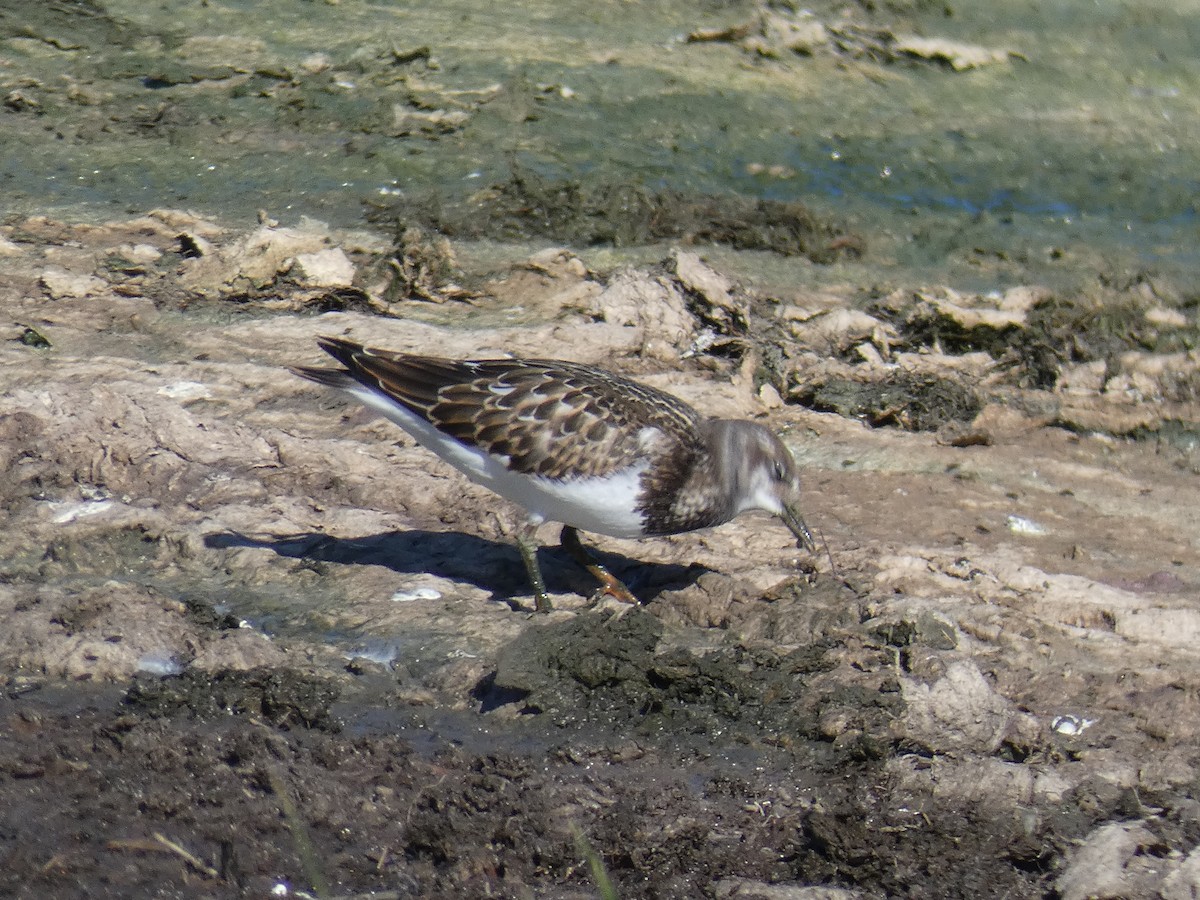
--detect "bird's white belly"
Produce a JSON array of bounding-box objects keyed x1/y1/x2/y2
[
  {"x1": 341, "y1": 383, "x2": 648, "y2": 538},
  {"x1": 498, "y1": 463, "x2": 649, "y2": 538}
]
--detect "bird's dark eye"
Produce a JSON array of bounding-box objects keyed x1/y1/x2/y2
[{"x1": 773, "y1": 461, "x2": 787, "y2": 481}]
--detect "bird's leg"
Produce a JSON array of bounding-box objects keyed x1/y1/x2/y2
[
  {"x1": 559, "y1": 525, "x2": 638, "y2": 606},
  {"x1": 515, "y1": 522, "x2": 553, "y2": 613}
]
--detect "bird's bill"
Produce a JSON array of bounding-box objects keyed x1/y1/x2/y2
[{"x1": 781, "y1": 502, "x2": 817, "y2": 552}]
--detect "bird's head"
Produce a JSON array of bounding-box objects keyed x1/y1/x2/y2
[{"x1": 711, "y1": 420, "x2": 816, "y2": 552}]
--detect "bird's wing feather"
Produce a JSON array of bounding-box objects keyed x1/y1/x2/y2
[{"x1": 298, "y1": 337, "x2": 702, "y2": 480}]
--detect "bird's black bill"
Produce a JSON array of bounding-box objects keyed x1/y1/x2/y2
[{"x1": 782, "y1": 503, "x2": 816, "y2": 553}]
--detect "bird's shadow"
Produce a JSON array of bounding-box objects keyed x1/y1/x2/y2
[{"x1": 203, "y1": 527, "x2": 707, "y2": 609}]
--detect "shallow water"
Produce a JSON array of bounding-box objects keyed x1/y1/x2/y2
[{"x1": 2, "y1": 0, "x2": 1197, "y2": 290}]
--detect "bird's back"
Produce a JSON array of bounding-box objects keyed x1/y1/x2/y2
[{"x1": 294, "y1": 337, "x2": 704, "y2": 482}]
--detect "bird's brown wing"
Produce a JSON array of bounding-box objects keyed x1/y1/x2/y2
[{"x1": 296, "y1": 336, "x2": 702, "y2": 480}]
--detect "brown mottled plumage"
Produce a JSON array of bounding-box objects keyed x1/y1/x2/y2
[{"x1": 293, "y1": 336, "x2": 815, "y2": 611}]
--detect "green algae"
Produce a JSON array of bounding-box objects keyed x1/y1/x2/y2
[{"x1": 0, "y1": 0, "x2": 1196, "y2": 293}]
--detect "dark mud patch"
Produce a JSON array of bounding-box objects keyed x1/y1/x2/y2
[
  {"x1": 484, "y1": 607, "x2": 902, "y2": 765},
  {"x1": 1132, "y1": 419, "x2": 1200, "y2": 459},
  {"x1": 124, "y1": 667, "x2": 341, "y2": 731},
  {"x1": 790, "y1": 371, "x2": 981, "y2": 432},
  {"x1": 870, "y1": 283, "x2": 1200, "y2": 395},
  {"x1": 369, "y1": 170, "x2": 860, "y2": 262},
  {"x1": 782, "y1": 281, "x2": 1200, "y2": 442},
  {"x1": 0, "y1": 674, "x2": 1077, "y2": 900},
  {"x1": 0, "y1": 0, "x2": 135, "y2": 51},
  {"x1": 1019, "y1": 291, "x2": 1200, "y2": 393}
]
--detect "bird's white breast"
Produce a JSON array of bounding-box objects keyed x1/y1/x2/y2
[{"x1": 339, "y1": 383, "x2": 649, "y2": 538}]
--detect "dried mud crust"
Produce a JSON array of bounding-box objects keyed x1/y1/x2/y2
[{"x1": 0, "y1": 212, "x2": 1199, "y2": 898}]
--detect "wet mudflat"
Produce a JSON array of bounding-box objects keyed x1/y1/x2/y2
[
  {"x1": 2, "y1": 206, "x2": 1198, "y2": 899},
  {"x1": 3, "y1": 1, "x2": 1200, "y2": 898}
]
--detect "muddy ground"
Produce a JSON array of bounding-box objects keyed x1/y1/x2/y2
[
  {"x1": 3, "y1": 0, "x2": 1200, "y2": 897},
  {"x1": 0, "y1": 206, "x2": 1198, "y2": 900}
]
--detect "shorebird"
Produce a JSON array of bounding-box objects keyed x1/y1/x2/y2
[{"x1": 293, "y1": 336, "x2": 815, "y2": 611}]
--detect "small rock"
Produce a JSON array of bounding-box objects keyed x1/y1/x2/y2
[
  {"x1": 900, "y1": 660, "x2": 1014, "y2": 754},
  {"x1": 590, "y1": 269, "x2": 695, "y2": 359},
  {"x1": 1006, "y1": 515, "x2": 1048, "y2": 536},
  {"x1": 894, "y1": 35, "x2": 1015, "y2": 71},
  {"x1": 671, "y1": 249, "x2": 747, "y2": 334},
  {"x1": 391, "y1": 105, "x2": 470, "y2": 134},
  {"x1": 40, "y1": 268, "x2": 107, "y2": 299},
  {"x1": 714, "y1": 878, "x2": 863, "y2": 899},
  {"x1": 290, "y1": 248, "x2": 356, "y2": 288},
  {"x1": 763, "y1": 11, "x2": 829, "y2": 55},
  {"x1": 1145, "y1": 306, "x2": 1189, "y2": 328},
  {"x1": 525, "y1": 247, "x2": 587, "y2": 279},
  {"x1": 4, "y1": 89, "x2": 39, "y2": 112},
  {"x1": 1057, "y1": 822, "x2": 1165, "y2": 900},
  {"x1": 789, "y1": 307, "x2": 892, "y2": 354},
  {"x1": 757, "y1": 382, "x2": 783, "y2": 410},
  {"x1": 115, "y1": 243, "x2": 163, "y2": 264},
  {"x1": 1163, "y1": 845, "x2": 1200, "y2": 900},
  {"x1": 300, "y1": 53, "x2": 332, "y2": 74},
  {"x1": 916, "y1": 287, "x2": 1034, "y2": 331}
]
